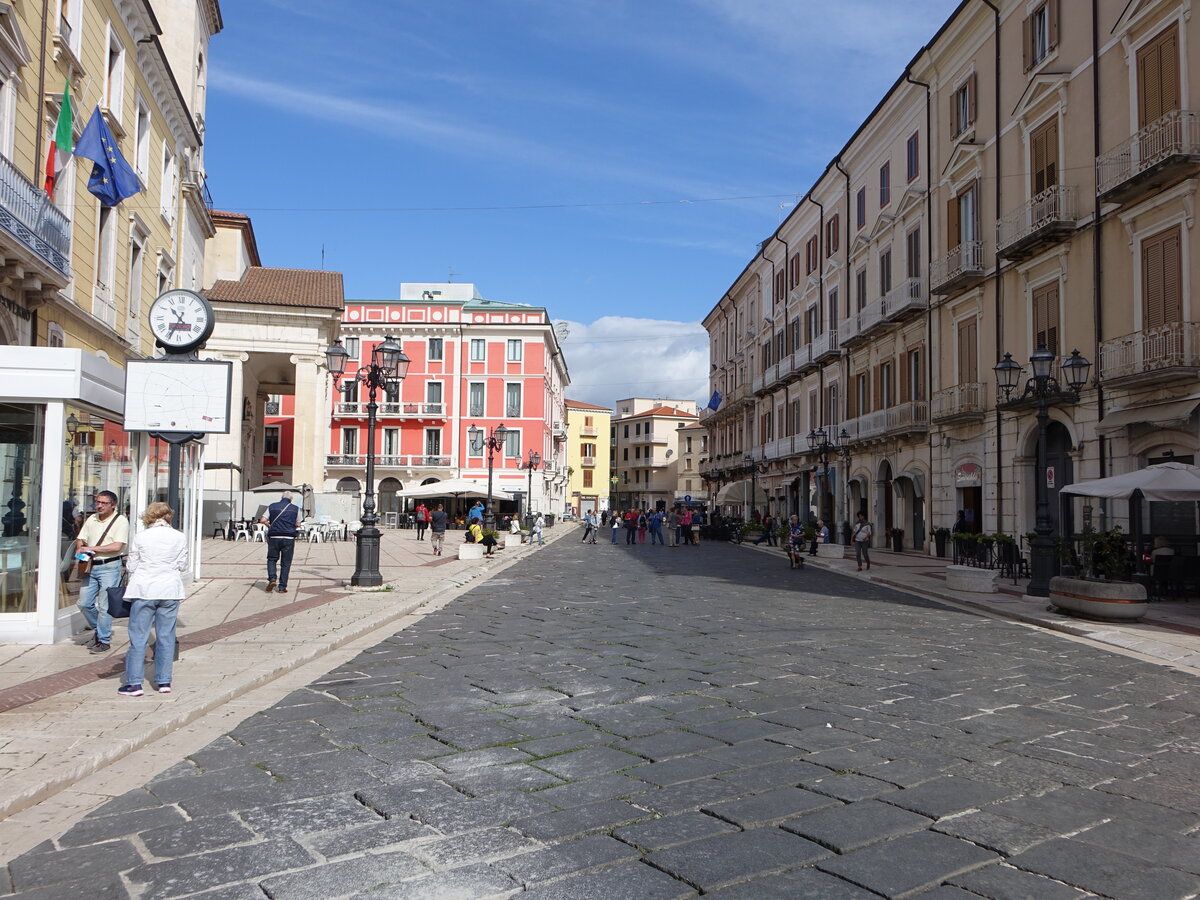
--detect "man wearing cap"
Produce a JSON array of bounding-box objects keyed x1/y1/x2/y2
[{"x1": 260, "y1": 491, "x2": 300, "y2": 593}]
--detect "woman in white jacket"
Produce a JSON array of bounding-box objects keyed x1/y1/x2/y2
[{"x1": 118, "y1": 502, "x2": 189, "y2": 697}]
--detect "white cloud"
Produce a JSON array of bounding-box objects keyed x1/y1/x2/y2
[{"x1": 558, "y1": 317, "x2": 709, "y2": 409}]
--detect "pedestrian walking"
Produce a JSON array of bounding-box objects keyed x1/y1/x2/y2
[
  {"x1": 787, "y1": 514, "x2": 806, "y2": 569},
  {"x1": 75, "y1": 490, "x2": 129, "y2": 654},
  {"x1": 532, "y1": 513, "x2": 545, "y2": 546},
  {"x1": 754, "y1": 513, "x2": 775, "y2": 546},
  {"x1": 680, "y1": 509, "x2": 693, "y2": 545},
  {"x1": 853, "y1": 511, "x2": 872, "y2": 571},
  {"x1": 667, "y1": 507, "x2": 680, "y2": 547},
  {"x1": 429, "y1": 503, "x2": 448, "y2": 556},
  {"x1": 624, "y1": 510, "x2": 637, "y2": 544},
  {"x1": 637, "y1": 511, "x2": 647, "y2": 543},
  {"x1": 414, "y1": 503, "x2": 429, "y2": 540},
  {"x1": 583, "y1": 511, "x2": 598, "y2": 543},
  {"x1": 260, "y1": 490, "x2": 299, "y2": 593},
  {"x1": 118, "y1": 502, "x2": 188, "y2": 697},
  {"x1": 611, "y1": 512, "x2": 621, "y2": 544}
]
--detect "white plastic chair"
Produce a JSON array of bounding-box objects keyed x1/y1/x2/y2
[
  {"x1": 253, "y1": 523, "x2": 267, "y2": 542},
  {"x1": 234, "y1": 523, "x2": 251, "y2": 541}
]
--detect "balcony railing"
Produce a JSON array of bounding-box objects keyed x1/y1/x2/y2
[
  {"x1": 326, "y1": 454, "x2": 453, "y2": 468},
  {"x1": 811, "y1": 330, "x2": 840, "y2": 362},
  {"x1": 997, "y1": 185, "x2": 1076, "y2": 259},
  {"x1": 794, "y1": 341, "x2": 814, "y2": 372},
  {"x1": 332, "y1": 402, "x2": 446, "y2": 417},
  {"x1": 882, "y1": 277, "x2": 927, "y2": 321},
  {"x1": 1098, "y1": 110, "x2": 1200, "y2": 202},
  {"x1": 930, "y1": 241, "x2": 986, "y2": 295},
  {"x1": 579, "y1": 425, "x2": 598, "y2": 437},
  {"x1": 1099, "y1": 322, "x2": 1200, "y2": 384},
  {"x1": 931, "y1": 383, "x2": 986, "y2": 423},
  {"x1": 843, "y1": 402, "x2": 930, "y2": 442},
  {"x1": 0, "y1": 152, "x2": 71, "y2": 281},
  {"x1": 265, "y1": 401, "x2": 281, "y2": 416},
  {"x1": 580, "y1": 457, "x2": 597, "y2": 467},
  {"x1": 838, "y1": 297, "x2": 887, "y2": 346}
]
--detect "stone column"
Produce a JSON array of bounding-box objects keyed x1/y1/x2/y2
[
  {"x1": 202, "y1": 351, "x2": 249, "y2": 488},
  {"x1": 290, "y1": 354, "x2": 329, "y2": 491}
]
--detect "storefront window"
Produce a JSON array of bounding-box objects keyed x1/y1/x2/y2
[{"x1": 1, "y1": 404, "x2": 42, "y2": 614}]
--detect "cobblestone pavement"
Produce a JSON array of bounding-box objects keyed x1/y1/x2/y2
[{"x1": 4, "y1": 538, "x2": 1199, "y2": 899}]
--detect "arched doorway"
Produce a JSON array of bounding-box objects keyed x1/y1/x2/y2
[
  {"x1": 877, "y1": 460, "x2": 894, "y2": 535},
  {"x1": 379, "y1": 477, "x2": 402, "y2": 517},
  {"x1": 1040, "y1": 421, "x2": 1074, "y2": 539},
  {"x1": 336, "y1": 477, "x2": 360, "y2": 495}
]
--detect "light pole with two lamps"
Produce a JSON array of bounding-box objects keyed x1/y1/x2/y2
[
  {"x1": 468, "y1": 423, "x2": 508, "y2": 530},
  {"x1": 522, "y1": 450, "x2": 541, "y2": 523},
  {"x1": 994, "y1": 344, "x2": 1091, "y2": 598},
  {"x1": 741, "y1": 454, "x2": 769, "y2": 520},
  {"x1": 807, "y1": 427, "x2": 851, "y2": 525},
  {"x1": 325, "y1": 336, "x2": 410, "y2": 587}
]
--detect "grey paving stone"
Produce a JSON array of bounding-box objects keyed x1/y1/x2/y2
[
  {"x1": 258, "y1": 851, "x2": 427, "y2": 899},
  {"x1": 633, "y1": 777, "x2": 742, "y2": 816},
  {"x1": 0, "y1": 873, "x2": 131, "y2": 899},
  {"x1": 1008, "y1": 838, "x2": 1200, "y2": 900},
  {"x1": 816, "y1": 830, "x2": 999, "y2": 898},
  {"x1": 931, "y1": 810, "x2": 1061, "y2": 856},
  {"x1": 705, "y1": 866, "x2": 880, "y2": 898},
  {"x1": 354, "y1": 781, "x2": 465, "y2": 819},
  {"x1": 698, "y1": 738, "x2": 800, "y2": 769},
  {"x1": 884, "y1": 775, "x2": 1017, "y2": 819},
  {"x1": 616, "y1": 730, "x2": 729, "y2": 761},
  {"x1": 82, "y1": 789, "x2": 164, "y2": 819},
  {"x1": 57, "y1": 804, "x2": 186, "y2": 848},
  {"x1": 146, "y1": 763, "x2": 277, "y2": 804},
  {"x1": 356, "y1": 862, "x2": 518, "y2": 898},
  {"x1": 648, "y1": 827, "x2": 829, "y2": 892},
  {"x1": 412, "y1": 790, "x2": 557, "y2": 834},
  {"x1": 1073, "y1": 820, "x2": 1200, "y2": 875},
  {"x1": 303, "y1": 817, "x2": 433, "y2": 858},
  {"x1": 515, "y1": 729, "x2": 612, "y2": 759},
  {"x1": 704, "y1": 786, "x2": 840, "y2": 827},
  {"x1": 782, "y1": 798, "x2": 931, "y2": 853},
  {"x1": 631, "y1": 755, "x2": 734, "y2": 787},
  {"x1": 428, "y1": 746, "x2": 533, "y2": 773},
  {"x1": 949, "y1": 862, "x2": 1093, "y2": 900},
  {"x1": 774, "y1": 725, "x2": 874, "y2": 753},
  {"x1": 8, "y1": 840, "x2": 143, "y2": 891},
  {"x1": 757, "y1": 705, "x2": 848, "y2": 730},
  {"x1": 494, "y1": 834, "x2": 640, "y2": 887},
  {"x1": 532, "y1": 746, "x2": 645, "y2": 780},
  {"x1": 613, "y1": 810, "x2": 739, "y2": 851},
  {"x1": 445, "y1": 761, "x2": 565, "y2": 795},
  {"x1": 140, "y1": 814, "x2": 257, "y2": 858},
  {"x1": 518, "y1": 859, "x2": 695, "y2": 900},
  {"x1": 800, "y1": 772, "x2": 898, "y2": 802},
  {"x1": 514, "y1": 800, "x2": 651, "y2": 842},
  {"x1": 125, "y1": 838, "x2": 314, "y2": 900},
  {"x1": 532, "y1": 772, "x2": 649, "y2": 809},
  {"x1": 407, "y1": 826, "x2": 541, "y2": 870},
  {"x1": 239, "y1": 793, "x2": 381, "y2": 837},
  {"x1": 687, "y1": 716, "x2": 795, "y2": 745},
  {"x1": 432, "y1": 722, "x2": 525, "y2": 750},
  {"x1": 713, "y1": 758, "x2": 830, "y2": 793}
]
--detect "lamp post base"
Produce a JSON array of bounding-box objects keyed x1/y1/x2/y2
[
  {"x1": 351, "y1": 524, "x2": 383, "y2": 587},
  {"x1": 1027, "y1": 532, "x2": 1055, "y2": 598}
]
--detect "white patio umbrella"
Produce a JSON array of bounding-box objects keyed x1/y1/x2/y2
[
  {"x1": 715, "y1": 480, "x2": 760, "y2": 505},
  {"x1": 397, "y1": 478, "x2": 491, "y2": 500},
  {"x1": 1060, "y1": 462, "x2": 1200, "y2": 501}
]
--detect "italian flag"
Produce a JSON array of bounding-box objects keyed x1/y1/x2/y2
[{"x1": 43, "y1": 79, "x2": 73, "y2": 196}]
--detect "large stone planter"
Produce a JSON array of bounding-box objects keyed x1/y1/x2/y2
[
  {"x1": 458, "y1": 543, "x2": 485, "y2": 560},
  {"x1": 1048, "y1": 576, "x2": 1148, "y2": 621},
  {"x1": 945, "y1": 564, "x2": 999, "y2": 594},
  {"x1": 816, "y1": 542, "x2": 844, "y2": 559}
]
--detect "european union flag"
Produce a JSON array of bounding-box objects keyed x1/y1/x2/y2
[
  {"x1": 73, "y1": 107, "x2": 141, "y2": 206},
  {"x1": 708, "y1": 390, "x2": 722, "y2": 410}
]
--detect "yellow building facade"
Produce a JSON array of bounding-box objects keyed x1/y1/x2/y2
[
  {"x1": 704, "y1": 0, "x2": 1200, "y2": 555},
  {"x1": 565, "y1": 399, "x2": 612, "y2": 516}
]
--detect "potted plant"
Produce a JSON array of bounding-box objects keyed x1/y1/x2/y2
[
  {"x1": 887, "y1": 527, "x2": 904, "y2": 552},
  {"x1": 953, "y1": 531, "x2": 979, "y2": 562},
  {"x1": 1049, "y1": 525, "x2": 1146, "y2": 620},
  {"x1": 932, "y1": 526, "x2": 951, "y2": 558}
]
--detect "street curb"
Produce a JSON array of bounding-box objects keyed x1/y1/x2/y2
[{"x1": 0, "y1": 540, "x2": 552, "y2": 824}]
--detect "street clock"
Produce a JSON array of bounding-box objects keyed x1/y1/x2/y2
[{"x1": 148, "y1": 289, "x2": 215, "y2": 353}]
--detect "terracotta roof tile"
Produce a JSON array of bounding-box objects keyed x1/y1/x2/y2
[
  {"x1": 566, "y1": 399, "x2": 612, "y2": 411},
  {"x1": 205, "y1": 267, "x2": 344, "y2": 310},
  {"x1": 638, "y1": 406, "x2": 697, "y2": 418}
]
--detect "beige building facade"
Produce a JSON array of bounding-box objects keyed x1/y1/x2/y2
[
  {"x1": 565, "y1": 399, "x2": 612, "y2": 516},
  {"x1": 610, "y1": 397, "x2": 699, "y2": 511},
  {"x1": 704, "y1": 0, "x2": 1200, "y2": 552}
]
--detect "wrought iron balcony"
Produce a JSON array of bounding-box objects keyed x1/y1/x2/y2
[
  {"x1": 997, "y1": 186, "x2": 1076, "y2": 260},
  {"x1": 930, "y1": 241, "x2": 986, "y2": 295},
  {"x1": 843, "y1": 401, "x2": 930, "y2": 442},
  {"x1": 1099, "y1": 322, "x2": 1200, "y2": 386},
  {"x1": 325, "y1": 454, "x2": 453, "y2": 468},
  {"x1": 332, "y1": 402, "x2": 446, "y2": 418},
  {"x1": 838, "y1": 297, "x2": 887, "y2": 347},
  {"x1": 579, "y1": 425, "x2": 598, "y2": 437},
  {"x1": 811, "y1": 330, "x2": 840, "y2": 362},
  {"x1": 580, "y1": 457, "x2": 597, "y2": 467},
  {"x1": 931, "y1": 382, "x2": 987, "y2": 423},
  {"x1": 0, "y1": 152, "x2": 71, "y2": 288},
  {"x1": 1098, "y1": 110, "x2": 1200, "y2": 204},
  {"x1": 882, "y1": 277, "x2": 927, "y2": 322}
]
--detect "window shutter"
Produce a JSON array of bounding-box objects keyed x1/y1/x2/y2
[
  {"x1": 1023, "y1": 12, "x2": 1033, "y2": 71},
  {"x1": 873, "y1": 365, "x2": 882, "y2": 412},
  {"x1": 1048, "y1": 0, "x2": 1059, "y2": 50},
  {"x1": 967, "y1": 73, "x2": 977, "y2": 127},
  {"x1": 947, "y1": 195, "x2": 961, "y2": 253},
  {"x1": 848, "y1": 379, "x2": 858, "y2": 418},
  {"x1": 900, "y1": 353, "x2": 911, "y2": 403},
  {"x1": 1143, "y1": 231, "x2": 1165, "y2": 329},
  {"x1": 914, "y1": 350, "x2": 925, "y2": 401},
  {"x1": 1163, "y1": 226, "x2": 1182, "y2": 323},
  {"x1": 1160, "y1": 26, "x2": 1180, "y2": 116},
  {"x1": 1031, "y1": 126, "x2": 1046, "y2": 194}
]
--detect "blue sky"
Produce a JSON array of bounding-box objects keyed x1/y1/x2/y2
[{"x1": 207, "y1": 0, "x2": 963, "y2": 407}]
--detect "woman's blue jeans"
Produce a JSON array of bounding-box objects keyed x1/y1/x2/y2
[{"x1": 124, "y1": 598, "x2": 180, "y2": 687}]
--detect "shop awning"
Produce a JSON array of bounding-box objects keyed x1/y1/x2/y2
[{"x1": 1097, "y1": 394, "x2": 1200, "y2": 433}]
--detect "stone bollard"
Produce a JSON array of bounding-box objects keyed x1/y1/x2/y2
[{"x1": 945, "y1": 564, "x2": 999, "y2": 593}]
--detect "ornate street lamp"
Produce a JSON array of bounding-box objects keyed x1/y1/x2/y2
[
  {"x1": 325, "y1": 336, "x2": 410, "y2": 586},
  {"x1": 65, "y1": 413, "x2": 79, "y2": 505},
  {"x1": 806, "y1": 427, "x2": 850, "y2": 524},
  {"x1": 468, "y1": 423, "x2": 509, "y2": 530},
  {"x1": 994, "y1": 344, "x2": 1091, "y2": 598},
  {"x1": 522, "y1": 450, "x2": 541, "y2": 523},
  {"x1": 741, "y1": 454, "x2": 769, "y2": 518}
]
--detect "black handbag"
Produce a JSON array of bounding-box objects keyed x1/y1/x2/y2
[{"x1": 107, "y1": 570, "x2": 133, "y2": 619}]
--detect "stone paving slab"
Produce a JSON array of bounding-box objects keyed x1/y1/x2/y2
[{"x1": 2, "y1": 532, "x2": 1200, "y2": 897}]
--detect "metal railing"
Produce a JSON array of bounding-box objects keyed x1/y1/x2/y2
[
  {"x1": 1097, "y1": 110, "x2": 1200, "y2": 197},
  {"x1": 838, "y1": 296, "x2": 886, "y2": 344},
  {"x1": 1099, "y1": 322, "x2": 1200, "y2": 380},
  {"x1": 930, "y1": 241, "x2": 985, "y2": 294},
  {"x1": 326, "y1": 454, "x2": 453, "y2": 468},
  {"x1": 882, "y1": 277, "x2": 927, "y2": 320},
  {"x1": 931, "y1": 382, "x2": 985, "y2": 421},
  {"x1": 0, "y1": 152, "x2": 71, "y2": 279},
  {"x1": 811, "y1": 329, "x2": 839, "y2": 360},
  {"x1": 265, "y1": 401, "x2": 281, "y2": 415},
  {"x1": 997, "y1": 185, "x2": 1076, "y2": 253},
  {"x1": 332, "y1": 402, "x2": 446, "y2": 417},
  {"x1": 843, "y1": 401, "x2": 929, "y2": 441}
]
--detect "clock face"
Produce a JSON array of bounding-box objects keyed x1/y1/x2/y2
[{"x1": 149, "y1": 289, "x2": 214, "y2": 351}]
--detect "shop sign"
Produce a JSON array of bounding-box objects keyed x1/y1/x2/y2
[{"x1": 954, "y1": 463, "x2": 982, "y2": 487}]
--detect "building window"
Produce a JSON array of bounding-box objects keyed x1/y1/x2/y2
[
  {"x1": 952, "y1": 74, "x2": 977, "y2": 137},
  {"x1": 879, "y1": 249, "x2": 892, "y2": 297},
  {"x1": 47, "y1": 322, "x2": 66, "y2": 347},
  {"x1": 506, "y1": 339, "x2": 522, "y2": 361},
  {"x1": 160, "y1": 141, "x2": 176, "y2": 222},
  {"x1": 341, "y1": 427, "x2": 357, "y2": 455},
  {"x1": 428, "y1": 337, "x2": 443, "y2": 361},
  {"x1": 635, "y1": 446, "x2": 641, "y2": 459},
  {"x1": 383, "y1": 428, "x2": 399, "y2": 457},
  {"x1": 469, "y1": 338, "x2": 486, "y2": 361},
  {"x1": 583, "y1": 470, "x2": 593, "y2": 488},
  {"x1": 903, "y1": 348, "x2": 923, "y2": 402},
  {"x1": 94, "y1": 205, "x2": 117, "y2": 328},
  {"x1": 468, "y1": 428, "x2": 484, "y2": 456},
  {"x1": 504, "y1": 429, "x2": 521, "y2": 458},
  {"x1": 505, "y1": 382, "x2": 521, "y2": 418},
  {"x1": 424, "y1": 428, "x2": 442, "y2": 459},
  {"x1": 126, "y1": 233, "x2": 145, "y2": 339},
  {"x1": 789, "y1": 252, "x2": 801, "y2": 288},
  {"x1": 1142, "y1": 225, "x2": 1182, "y2": 329},
  {"x1": 468, "y1": 383, "x2": 484, "y2": 417},
  {"x1": 623, "y1": 447, "x2": 628, "y2": 460},
  {"x1": 855, "y1": 268, "x2": 868, "y2": 312},
  {"x1": 946, "y1": 182, "x2": 979, "y2": 251},
  {"x1": 957, "y1": 317, "x2": 978, "y2": 384},
  {"x1": 1032, "y1": 282, "x2": 1060, "y2": 355},
  {"x1": 856, "y1": 187, "x2": 866, "y2": 230},
  {"x1": 906, "y1": 131, "x2": 919, "y2": 182},
  {"x1": 135, "y1": 98, "x2": 150, "y2": 183},
  {"x1": 805, "y1": 236, "x2": 818, "y2": 274},
  {"x1": 264, "y1": 426, "x2": 280, "y2": 456},
  {"x1": 827, "y1": 287, "x2": 838, "y2": 330},
  {"x1": 879, "y1": 161, "x2": 890, "y2": 208},
  {"x1": 1137, "y1": 24, "x2": 1181, "y2": 129},
  {"x1": 581, "y1": 442, "x2": 595, "y2": 458},
  {"x1": 426, "y1": 381, "x2": 442, "y2": 406},
  {"x1": 1030, "y1": 117, "x2": 1058, "y2": 196},
  {"x1": 103, "y1": 26, "x2": 125, "y2": 116},
  {"x1": 343, "y1": 337, "x2": 360, "y2": 360},
  {"x1": 906, "y1": 227, "x2": 921, "y2": 279},
  {"x1": 1024, "y1": 0, "x2": 1058, "y2": 71},
  {"x1": 825, "y1": 214, "x2": 839, "y2": 256}
]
